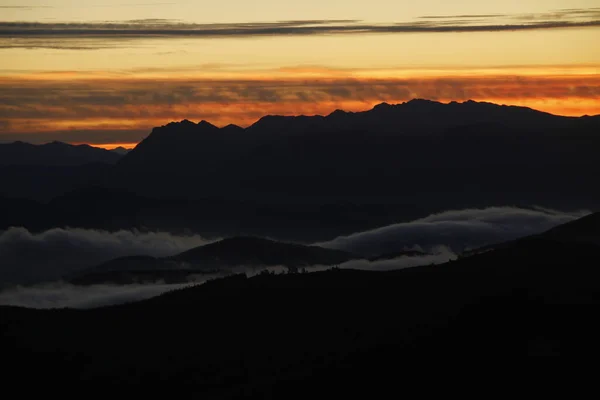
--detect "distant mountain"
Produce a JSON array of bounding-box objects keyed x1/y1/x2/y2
[
  {"x1": 0, "y1": 141, "x2": 124, "y2": 201},
  {"x1": 173, "y1": 236, "x2": 356, "y2": 267},
  {"x1": 0, "y1": 163, "x2": 113, "y2": 202},
  {"x1": 0, "y1": 187, "x2": 428, "y2": 242},
  {"x1": 109, "y1": 147, "x2": 131, "y2": 156},
  {"x1": 109, "y1": 100, "x2": 600, "y2": 212},
  {"x1": 0, "y1": 141, "x2": 123, "y2": 166},
  {"x1": 68, "y1": 237, "x2": 358, "y2": 285},
  {"x1": 3, "y1": 100, "x2": 599, "y2": 236}
]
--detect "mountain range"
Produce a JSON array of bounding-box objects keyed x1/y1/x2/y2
[
  {"x1": 109, "y1": 99, "x2": 600, "y2": 207},
  {"x1": 0, "y1": 141, "x2": 125, "y2": 201},
  {"x1": 0, "y1": 141, "x2": 123, "y2": 166},
  {"x1": 2, "y1": 99, "x2": 599, "y2": 240}
]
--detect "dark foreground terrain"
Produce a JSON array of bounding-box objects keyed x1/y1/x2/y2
[{"x1": 2, "y1": 213, "x2": 600, "y2": 392}]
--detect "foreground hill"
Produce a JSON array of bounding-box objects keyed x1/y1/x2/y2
[
  {"x1": 68, "y1": 237, "x2": 358, "y2": 285},
  {"x1": 2, "y1": 212, "x2": 600, "y2": 390},
  {"x1": 463, "y1": 211, "x2": 600, "y2": 257}
]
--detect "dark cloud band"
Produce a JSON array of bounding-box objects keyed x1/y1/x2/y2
[{"x1": 0, "y1": 8, "x2": 598, "y2": 49}]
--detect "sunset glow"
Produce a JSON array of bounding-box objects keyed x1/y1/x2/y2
[{"x1": 1, "y1": 0, "x2": 599, "y2": 146}]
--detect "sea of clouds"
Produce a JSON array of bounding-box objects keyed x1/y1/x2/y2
[{"x1": 0, "y1": 206, "x2": 589, "y2": 309}]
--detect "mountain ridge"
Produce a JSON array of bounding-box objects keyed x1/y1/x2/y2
[
  {"x1": 67, "y1": 236, "x2": 359, "y2": 285},
  {"x1": 149, "y1": 99, "x2": 590, "y2": 132},
  {"x1": 0, "y1": 140, "x2": 123, "y2": 166},
  {"x1": 109, "y1": 98, "x2": 600, "y2": 209}
]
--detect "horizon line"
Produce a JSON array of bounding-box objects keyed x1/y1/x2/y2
[{"x1": 2, "y1": 98, "x2": 598, "y2": 149}]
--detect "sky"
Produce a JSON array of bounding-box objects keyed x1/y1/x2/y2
[{"x1": 0, "y1": 0, "x2": 599, "y2": 148}]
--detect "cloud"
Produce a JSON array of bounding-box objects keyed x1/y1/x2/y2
[
  {"x1": 0, "y1": 128, "x2": 150, "y2": 145},
  {"x1": 338, "y1": 247, "x2": 455, "y2": 271},
  {"x1": 0, "y1": 281, "x2": 196, "y2": 309},
  {"x1": 419, "y1": 8, "x2": 600, "y2": 21},
  {"x1": 1, "y1": 204, "x2": 586, "y2": 309},
  {"x1": 0, "y1": 3, "x2": 177, "y2": 10},
  {"x1": 419, "y1": 14, "x2": 507, "y2": 19},
  {"x1": 0, "y1": 6, "x2": 54, "y2": 9},
  {"x1": 0, "y1": 207, "x2": 592, "y2": 291},
  {"x1": 2, "y1": 71, "x2": 599, "y2": 144},
  {"x1": 319, "y1": 207, "x2": 590, "y2": 256},
  {"x1": 1, "y1": 8, "x2": 599, "y2": 49},
  {"x1": 0, "y1": 249, "x2": 455, "y2": 309},
  {"x1": 0, "y1": 227, "x2": 213, "y2": 287}
]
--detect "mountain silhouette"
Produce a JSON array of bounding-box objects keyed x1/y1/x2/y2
[
  {"x1": 68, "y1": 236, "x2": 358, "y2": 285},
  {"x1": 0, "y1": 141, "x2": 123, "y2": 166},
  {"x1": 172, "y1": 236, "x2": 356, "y2": 267},
  {"x1": 109, "y1": 147, "x2": 130, "y2": 156},
  {"x1": 0, "y1": 141, "x2": 124, "y2": 201},
  {"x1": 2, "y1": 99, "x2": 598, "y2": 239},
  {"x1": 109, "y1": 100, "x2": 600, "y2": 212}
]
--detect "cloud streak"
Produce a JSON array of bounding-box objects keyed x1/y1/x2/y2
[
  {"x1": 0, "y1": 207, "x2": 587, "y2": 289},
  {"x1": 319, "y1": 207, "x2": 590, "y2": 256},
  {"x1": 0, "y1": 8, "x2": 599, "y2": 48},
  {"x1": 0, "y1": 6, "x2": 54, "y2": 9},
  {"x1": 0, "y1": 227, "x2": 212, "y2": 287},
  {"x1": 2, "y1": 71, "x2": 599, "y2": 144},
  {"x1": 0, "y1": 281, "x2": 196, "y2": 309},
  {"x1": 0, "y1": 206, "x2": 590, "y2": 308},
  {"x1": 0, "y1": 250, "x2": 455, "y2": 309}
]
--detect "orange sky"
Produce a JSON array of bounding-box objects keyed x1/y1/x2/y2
[
  {"x1": 0, "y1": 2, "x2": 598, "y2": 146},
  {"x1": 2, "y1": 67, "x2": 599, "y2": 145}
]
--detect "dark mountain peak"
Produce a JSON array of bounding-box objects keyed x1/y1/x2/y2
[
  {"x1": 328, "y1": 109, "x2": 348, "y2": 117},
  {"x1": 252, "y1": 114, "x2": 288, "y2": 125},
  {"x1": 222, "y1": 123, "x2": 244, "y2": 133},
  {"x1": 172, "y1": 236, "x2": 355, "y2": 267},
  {"x1": 217, "y1": 235, "x2": 276, "y2": 245},
  {"x1": 164, "y1": 119, "x2": 217, "y2": 130},
  {"x1": 373, "y1": 102, "x2": 394, "y2": 110},
  {"x1": 197, "y1": 120, "x2": 218, "y2": 130},
  {"x1": 184, "y1": 236, "x2": 288, "y2": 255},
  {"x1": 110, "y1": 146, "x2": 130, "y2": 155},
  {"x1": 47, "y1": 140, "x2": 69, "y2": 146},
  {"x1": 146, "y1": 119, "x2": 219, "y2": 141},
  {"x1": 0, "y1": 140, "x2": 123, "y2": 166},
  {"x1": 404, "y1": 98, "x2": 441, "y2": 107},
  {"x1": 249, "y1": 114, "x2": 325, "y2": 132},
  {"x1": 7, "y1": 140, "x2": 32, "y2": 148}
]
